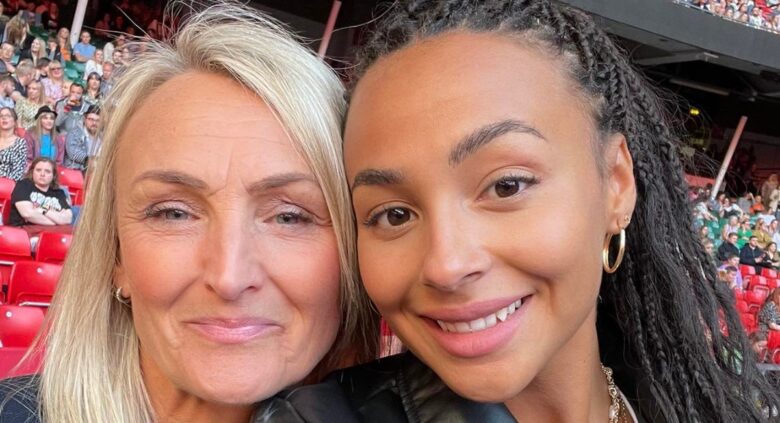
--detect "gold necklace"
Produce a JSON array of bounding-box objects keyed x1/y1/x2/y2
[{"x1": 601, "y1": 364, "x2": 628, "y2": 423}]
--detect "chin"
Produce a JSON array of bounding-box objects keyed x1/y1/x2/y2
[
  {"x1": 195, "y1": 378, "x2": 283, "y2": 405},
  {"x1": 436, "y1": 367, "x2": 532, "y2": 404}
]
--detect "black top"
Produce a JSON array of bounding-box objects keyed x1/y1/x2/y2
[
  {"x1": 9, "y1": 179, "x2": 70, "y2": 227},
  {"x1": 0, "y1": 375, "x2": 40, "y2": 423}
]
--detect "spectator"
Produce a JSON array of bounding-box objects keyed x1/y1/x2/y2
[
  {"x1": 736, "y1": 217, "x2": 752, "y2": 248},
  {"x1": 720, "y1": 197, "x2": 743, "y2": 219},
  {"x1": 83, "y1": 72, "x2": 101, "y2": 106},
  {"x1": 18, "y1": 37, "x2": 46, "y2": 67},
  {"x1": 751, "y1": 194, "x2": 766, "y2": 214},
  {"x1": 719, "y1": 254, "x2": 744, "y2": 289},
  {"x1": 94, "y1": 13, "x2": 112, "y2": 38},
  {"x1": 4, "y1": 14, "x2": 32, "y2": 57},
  {"x1": 41, "y1": 2, "x2": 59, "y2": 31},
  {"x1": 721, "y1": 214, "x2": 739, "y2": 241},
  {"x1": 754, "y1": 218, "x2": 773, "y2": 249},
  {"x1": 83, "y1": 49, "x2": 104, "y2": 79},
  {"x1": 110, "y1": 48, "x2": 122, "y2": 66},
  {"x1": 8, "y1": 156, "x2": 71, "y2": 234},
  {"x1": 11, "y1": 59, "x2": 34, "y2": 97},
  {"x1": 0, "y1": 106, "x2": 27, "y2": 180},
  {"x1": 720, "y1": 265, "x2": 739, "y2": 289},
  {"x1": 35, "y1": 57, "x2": 49, "y2": 80},
  {"x1": 0, "y1": 42, "x2": 16, "y2": 74},
  {"x1": 740, "y1": 235, "x2": 768, "y2": 273},
  {"x1": 100, "y1": 61, "x2": 115, "y2": 97},
  {"x1": 72, "y1": 30, "x2": 95, "y2": 63},
  {"x1": 64, "y1": 105, "x2": 100, "y2": 172},
  {"x1": 703, "y1": 239, "x2": 716, "y2": 261},
  {"x1": 766, "y1": 242, "x2": 780, "y2": 269},
  {"x1": 15, "y1": 79, "x2": 46, "y2": 129},
  {"x1": 717, "y1": 232, "x2": 740, "y2": 261},
  {"x1": 103, "y1": 33, "x2": 126, "y2": 64},
  {"x1": 24, "y1": 105, "x2": 64, "y2": 166},
  {"x1": 698, "y1": 225, "x2": 711, "y2": 242},
  {"x1": 54, "y1": 27, "x2": 71, "y2": 62},
  {"x1": 0, "y1": 75, "x2": 16, "y2": 108},
  {"x1": 758, "y1": 288, "x2": 780, "y2": 342},
  {"x1": 694, "y1": 199, "x2": 716, "y2": 222},
  {"x1": 737, "y1": 192, "x2": 753, "y2": 211},
  {"x1": 761, "y1": 174, "x2": 778, "y2": 208},
  {"x1": 54, "y1": 83, "x2": 89, "y2": 135},
  {"x1": 45, "y1": 34, "x2": 61, "y2": 63},
  {"x1": 41, "y1": 60, "x2": 64, "y2": 104}
]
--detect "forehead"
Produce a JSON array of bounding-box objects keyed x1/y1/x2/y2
[
  {"x1": 116, "y1": 72, "x2": 309, "y2": 183},
  {"x1": 346, "y1": 31, "x2": 594, "y2": 167}
]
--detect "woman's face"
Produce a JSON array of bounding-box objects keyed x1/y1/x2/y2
[
  {"x1": 27, "y1": 82, "x2": 40, "y2": 101},
  {"x1": 95, "y1": 49, "x2": 103, "y2": 62},
  {"x1": 32, "y1": 161, "x2": 53, "y2": 188},
  {"x1": 88, "y1": 76, "x2": 99, "y2": 89},
  {"x1": 113, "y1": 72, "x2": 342, "y2": 405},
  {"x1": 729, "y1": 215, "x2": 738, "y2": 226},
  {"x1": 345, "y1": 32, "x2": 636, "y2": 402},
  {"x1": 58, "y1": 28, "x2": 68, "y2": 40},
  {"x1": 0, "y1": 109, "x2": 13, "y2": 130},
  {"x1": 31, "y1": 38, "x2": 40, "y2": 52},
  {"x1": 40, "y1": 113, "x2": 54, "y2": 131}
]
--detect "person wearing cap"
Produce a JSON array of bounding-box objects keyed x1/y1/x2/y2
[
  {"x1": 64, "y1": 105, "x2": 100, "y2": 172},
  {"x1": 54, "y1": 81, "x2": 89, "y2": 135},
  {"x1": 24, "y1": 105, "x2": 65, "y2": 166}
]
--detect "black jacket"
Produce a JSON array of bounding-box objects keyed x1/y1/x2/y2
[
  {"x1": 257, "y1": 352, "x2": 659, "y2": 423},
  {"x1": 0, "y1": 375, "x2": 40, "y2": 423}
]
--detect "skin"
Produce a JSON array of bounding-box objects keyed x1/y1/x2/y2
[
  {"x1": 40, "y1": 113, "x2": 54, "y2": 131},
  {"x1": 83, "y1": 112, "x2": 98, "y2": 135},
  {"x1": 31, "y1": 160, "x2": 53, "y2": 190},
  {"x1": 345, "y1": 32, "x2": 636, "y2": 422},
  {"x1": 113, "y1": 72, "x2": 341, "y2": 423}
]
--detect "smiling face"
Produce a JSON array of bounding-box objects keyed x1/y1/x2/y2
[
  {"x1": 113, "y1": 72, "x2": 341, "y2": 406},
  {"x1": 39, "y1": 112, "x2": 54, "y2": 131},
  {"x1": 345, "y1": 32, "x2": 635, "y2": 403}
]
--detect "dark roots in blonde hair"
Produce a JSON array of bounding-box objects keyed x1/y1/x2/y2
[{"x1": 352, "y1": 1, "x2": 778, "y2": 421}]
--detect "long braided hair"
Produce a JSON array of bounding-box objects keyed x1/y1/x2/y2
[{"x1": 351, "y1": 1, "x2": 778, "y2": 421}]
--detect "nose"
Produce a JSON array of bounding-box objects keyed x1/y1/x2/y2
[
  {"x1": 201, "y1": 212, "x2": 264, "y2": 301},
  {"x1": 421, "y1": 209, "x2": 491, "y2": 292}
]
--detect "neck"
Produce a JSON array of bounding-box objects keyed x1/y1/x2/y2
[
  {"x1": 140, "y1": 353, "x2": 254, "y2": 423},
  {"x1": 34, "y1": 183, "x2": 49, "y2": 191},
  {"x1": 505, "y1": 307, "x2": 611, "y2": 423},
  {"x1": 0, "y1": 128, "x2": 14, "y2": 138}
]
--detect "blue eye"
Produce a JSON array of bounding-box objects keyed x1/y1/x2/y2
[
  {"x1": 144, "y1": 203, "x2": 194, "y2": 221},
  {"x1": 275, "y1": 212, "x2": 311, "y2": 225}
]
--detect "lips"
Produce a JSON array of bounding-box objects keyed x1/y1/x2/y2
[{"x1": 185, "y1": 317, "x2": 281, "y2": 345}]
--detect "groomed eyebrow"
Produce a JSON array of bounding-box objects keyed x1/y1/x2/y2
[
  {"x1": 133, "y1": 170, "x2": 316, "y2": 193},
  {"x1": 449, "y1": 119, "x2": 547, "y2": 166},
  {"x1": 351, "y1": 169, "x2": 404, "y2": 191}
]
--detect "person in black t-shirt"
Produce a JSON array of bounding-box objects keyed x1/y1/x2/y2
[{"x1": 9, "y1": 156, "x2": 71, "y2": 231}]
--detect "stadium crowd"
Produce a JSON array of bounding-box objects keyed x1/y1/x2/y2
[{"x1": 678, "y1": 0, "x2": 780, "y2": 33}]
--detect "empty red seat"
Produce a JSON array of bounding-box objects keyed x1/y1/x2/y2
[
  {"x1": 35, "y1": 232, "x2": 72, "y2": 264},
  {"x1": 6, "y1": 261, "x2": 62, "y2": 307},
  {"x1": 735, "y1": 300, "x2": 749, "y2": 313},
  {"x1": 740, "y1": 313, "x2": 756, "y2": 333},
  {"x1": 768, "y1": 330, "x2": 780, "y2": 350},
  {"x1": 741, "y1": 265, "x2": 757, "y2": 276},
  {"x1": 733, "y1": 289, "x2": 745, "y2": 300},
  {"x1": 746, "y1": 288, "x2": 769, "y2": 305},
  {"x1": 58, "y1": 168, "x2": 83, "y2": 190},
  {"x1": 0, "y1": 305, "x2": 44, "y2": 347},
  {"x1": 0, "y1": 346, "x2": 42, "y2": 380},
  {"x1": 768, "y1": 279, "x2": 779, "y2": 289},
  {"x1": 762, "y1": 268, "x2": 778, "y2": 279},
  {"x1": 754, "y1": 276, "x2": 769, "y2": 287},
  {"x1": 0, "y1": 177, "x2": 15, "y2": 200},
  {"x1": 0, "y1": 227, "x2": 31, "y2": 288}
]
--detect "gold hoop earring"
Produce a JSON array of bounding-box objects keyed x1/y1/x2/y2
[
  {"x1": 602, "y1": 229, "x2": 626, "y2": 274},
  {"x1": 114, "y1": 286, "x2": 131, "y2": 306}
]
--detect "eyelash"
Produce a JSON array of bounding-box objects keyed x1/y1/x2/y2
[
  {"x1": 144, "y1": 202, "x2": 195, "y2": 221},
  {"x1": 363, "y1": 204, "x2": 395, "y2": 227}
]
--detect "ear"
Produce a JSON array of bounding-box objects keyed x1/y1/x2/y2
[{"x1": 604, "y1": 133, "x2": 637, "y2": 234}]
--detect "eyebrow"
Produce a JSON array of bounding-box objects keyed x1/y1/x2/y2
[
  {"x1": 449, "y1": 119, "x2": 546, "y2": 166},
  {"x1": 134, "y1": 170, "x2": 316, "y2": 193},
  {"x1": 351, "y1": 169, "x2": 404, "y2": 191}
]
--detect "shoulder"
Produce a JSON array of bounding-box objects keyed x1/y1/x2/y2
[
  {"x1": 257, "y1": 352, "x2": 515, "y2": 423},
  {"x1": 0, "y1": 375, "x2": 41, "y2": 423}
]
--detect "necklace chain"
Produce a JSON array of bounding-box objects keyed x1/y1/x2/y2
[{"x1": 601, "y1": 364, "x2": 627, "y2": 423}]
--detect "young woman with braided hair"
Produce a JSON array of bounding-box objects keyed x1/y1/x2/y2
[{"x1": 260, "y1": 0, "x2": 778, "y2": 422}]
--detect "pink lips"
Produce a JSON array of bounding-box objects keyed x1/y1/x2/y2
[
  {"x1": 421, "y1": 295, "x2": 531, "y2": 359},
  {"x1": 185, "y1": 318, "x2": 281, "y2": 344}
]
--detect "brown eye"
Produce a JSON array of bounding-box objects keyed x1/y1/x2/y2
[
  {"x1": 495, "y1": 180, "x2": 520, "y2": 198},
  {"x1": 387, "y1": 208, "x2": 411, "y2": 226}
]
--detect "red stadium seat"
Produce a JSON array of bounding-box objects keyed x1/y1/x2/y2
[
  {"x1": 0, "y1": 227, "x2": 31, "y2": 289},
  {"x1": 741, "y1": 265, "x2": 757, "y2": 276},
  {"x1": 754, "y1": 276, "x2": 768, "y2": 287},
  {"x1": 740, "y1": 313, "x2": 756, "y2": 333},
  {"x1": 768, "y1": 330, "x2": 780, "y2": 350},
  {"x1": 72, "y1": 188, "x2": 85, "y2": 206},
  {"x1": 35, "y1": 232, "x2": 72, "y2": 264},
  {"x1": 768, "y1": 279, "x2": 779, "y2": 290},
  {"x1": 0, "y1": 346, "x2": 42, "y2": 379},
  {"x1": 0, "y1": 305, "x2": 44, "y2": 347},
  {"x1": 735, "y1": 300, "x2": 749, "y2": 313},
  {"x1": 0, "y1": 177, "x2": 15, "y2": 200},
  {"x1": 762, "y1": 268, "x2": 778, "y2": 279},
  {"x1": 746, "y1": 289, "x2": 769, "y2": 305},
  {"x1": 6, "y1": 261, "x2": 62, "y2": 307},
  {"x1": 733, "y1": 289, "x2": 745, "y2": 300},
  {"x1": 58, "y1": 168, "x2": 83, "y2": 190}
]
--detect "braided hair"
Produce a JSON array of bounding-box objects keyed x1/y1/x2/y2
[{"x1": 351, "y1": 1, "x2": 779, "y2": 421}]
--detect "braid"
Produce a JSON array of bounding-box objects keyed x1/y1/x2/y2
[{"x1": 352, "y1": 0, "x2": 779, "y2": 421}]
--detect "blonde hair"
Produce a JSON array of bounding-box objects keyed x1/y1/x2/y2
[{"x1": 33, "y1": 2, "x2": 378, "y2": 422}]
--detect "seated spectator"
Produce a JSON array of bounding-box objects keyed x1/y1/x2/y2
[
  {"x1": 72, "y1": 30, "x2": 95, "y2": 63},
  {"x1": 0, "y1": 75, "x2": 16, "y2": 108},
  {"x1": 18, "y1": 37, "x2": 46, "y2": 67},
  {"x1": 720, "y1": 197, "x2": 743, "y2": 219},
  {"x1": 94, "y1": 12, "x2": 112, "y2": 38},
  {"x1": 103, "y1": 33, "x2": 126, "y2": 66},
  {"x1": 64, "y1": 105, "x2": 100, "y2": 172},
  {"x1": 0, "y1": 107, "x2": 27, "y2": 180},
  {"x1": 719, "y1": 254, "x2": 744, "y2": 289},
  {"x1": 83, "y1": 72, "x2": 101, "y2": 105},
  {"x1": 45, "y1": 34, "x2": 61, "y2": 63},
  {"x1": 15, "y1": 79, "x2": 45, "y2": 130},
  {"x1": 766, "y1": 242, "x2": 780, "y2": 269},
  {"x1": 83, "y1": 49, "x2": 104, "y2": 79},
  {"x1": 35, "y1": 57, "x2": 49, "y2": 80},
  {"x1": 751, "y1": 194, "x2": 766, "y2": 214},
  {"x1": 41, "y1": 2, "x2": 59, "y2": 30},
  {"x1": 698, "y1": 225, "x2": 711, "y2": 242},
  {"x1": 24, "y1": 105, "x2": 64, "y2": 166},
  {"x1": 54, "y1": 27, "x2": 71, "y2": 62},
  {"x1": 703, "y1": 239, "x2": 715, "y2": 261},
  {"x1": 721, "y1": 214, "x2": 740, "y2": 241},
  {"x1": 694, "y1": 200, "x2": 716, "y2": 222},
  {"x1": 11, "y1": 60, "x2": 34, "y2": 97},
  {"x1": 736, "y1": 217, "x2": 752, "y2": 248},
  {"x1": 5, "y1": 14, "x2": 33, "y2": 58},
  {"x1": 758, "y1": 288, "x2": 780, "y2": 343},
  {"x1": 8, "y1": 156, "x2": 71, "y2": 234},
  {"x1": 737, "y1": 192, "x2": 753, "y2": 212},
  {"x1": 53, "y1": 82, "x2": 89, "y2": 135},
  {"x1": 41, "y1": 61, "x2": 65, "y2": 104},
  {"x1": 100, "y1": 61, "x2": 115, "y2": 97},
  {"x1": 740, "y1": 235, "x2": 770, "y2": 273},
  {"x1": 761, "y1": 174, "x2": 778, "y2": 208},
  {"x1": 717, "y1": 232, "x2": 740, "y2": 262},
  {"x1": 0, "y1": 42, "x2": 16, "y2": 74},
  {"x1": 719, "y1": 265, "x2": 739, "y2": 289},
  {"x1": 754, "y1": 218, "x2": 773, "y2": 249}
]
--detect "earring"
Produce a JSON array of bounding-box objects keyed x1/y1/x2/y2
[
  {"x1": 602, "y1": 225, "x2": 627, "y2": 274},
  {"x1": 114, "y1": 286, "x2": 131, "y2": 306}
]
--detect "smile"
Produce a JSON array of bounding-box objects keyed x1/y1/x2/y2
[{"x1": 436, "y1": 299, "x2": 523, "y2": 333}]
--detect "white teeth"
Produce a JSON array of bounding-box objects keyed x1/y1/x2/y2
[{"x1": 436, "y1": 299, "x2": 524, "y2": 333}]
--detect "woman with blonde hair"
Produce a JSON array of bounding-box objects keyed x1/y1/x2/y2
[
  {"x1": 0, "y1": 2, "x2": 378, "y2": 422},
  {"x1": 19, "y1": 38, "x2": 47, "y2": 67},
  {"x1": 761, "y1": 173, "x2": 778, "y2": 209},
  {"x1": 23, "y1": 105, "x2": 64, "y2": 166},
  {"x1": 15, "y1": 79, "x2": 47, "y2": 129}
]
